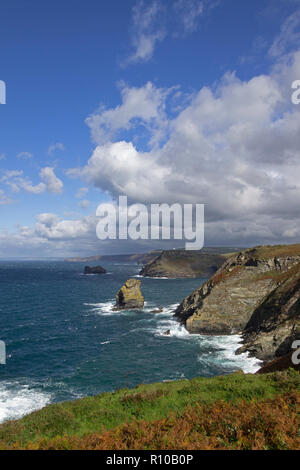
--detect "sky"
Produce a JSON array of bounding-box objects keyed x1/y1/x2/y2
[{"x1": 1, "y1": 0, "x2": 300, "y2": 258}]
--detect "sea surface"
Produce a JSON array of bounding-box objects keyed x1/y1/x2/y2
[{"x1": 0, "y1": 261, "x2": 261, "y2": 423}]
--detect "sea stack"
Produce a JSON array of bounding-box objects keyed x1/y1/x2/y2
[
  {"x1": 114, "y1": 278, "x2": 144, "y2": 310},
  {"x1": 84, "y1": 265, "x2": 106, "y2": 274}
]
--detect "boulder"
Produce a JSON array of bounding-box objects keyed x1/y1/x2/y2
[
  {"x1": 150, "y1": 307, "x2": 164, "y2": 314},
  {"x1": 114, "y1": 278, "x2": 144, "y2": 310},
  {"x1": 84, "y1": 265, "x2": 106, "y2": 274}
]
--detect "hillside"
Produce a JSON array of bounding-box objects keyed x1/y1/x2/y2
[
  {"x1": 174, "y1": 244, "x2": 300, "y2": 361},
  {"x1": 65, "y1": 252, "x2": 161, "y2": 264},
  {"x1": 0, "y1": 370, "x2": 299, "y2": 450},
  {"x1": 139, "y1": 250, "x2": 224, "y2": 278}
]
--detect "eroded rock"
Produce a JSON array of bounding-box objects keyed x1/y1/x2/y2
[{"x1": 114, "y1": 278, "x2": 144, "y2": 310}]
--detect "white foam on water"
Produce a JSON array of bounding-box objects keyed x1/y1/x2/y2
[
  {"x1": 198, "y1": 335, "x2": 262, "y2": 373},
  {"x1": 0, "y1": 381, "x2": 52, "y2": 423},
  {"x1": 147, "y1": 303, "x2": 262, "y2": 373},
  {"x1": 85, "y1": 300, "x2": 146, "y2": 316},
  {"x1": 84, "y1": 300, "x2": 116, "y2": 316}
]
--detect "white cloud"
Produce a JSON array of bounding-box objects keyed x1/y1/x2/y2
[
  {"x1": 81, "y1": 141, "x2": 170, "y2": 201},
  {"x1": 125, "y1": 1, "x2": 165, "y2": 64},
  {"x1": 86, "y1": 82, "x2": 170, "y2": 146},
  {"x1": 74, "y1": 48, "x2": 300, "y2": 246},
  {"x1": 174, "y1": 0, "x2": 205, "y2": 33},
  {"x1": 0, "y1": 167, "x2": 63, "y2": 195},
  {"x1": 269, "y1": 9, "x2": 300, "y2": 57},
  {"x1": 17, "y1": 151, "x2": 34, "y2": 160},
  {"x1": 125, "y1": 0, "x2": 219, "y2": 65},
  {"x1": 39, "y1": 167, "x2": 63, "y2": 194},
  {"x1": 48, "y1": 142, "x2": 65, "y2": 156},
  {"x1": 0, "y1": 212, "x2": 99, "y2": 258}
]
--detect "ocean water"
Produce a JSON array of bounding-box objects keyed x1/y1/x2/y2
[{"x1": 0, "y1": 261, "x2": 261, "y2": 423}]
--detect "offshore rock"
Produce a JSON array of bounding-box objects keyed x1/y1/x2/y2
[
  {"x1": 84, "y1": 265, "x2": 106, "y2": 274},
  {"x1": 114, "y1": 278, "x2": 144, "y2": 310}
]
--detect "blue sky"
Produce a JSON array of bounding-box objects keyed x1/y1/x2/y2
[{"x1": 1, "y1": 0, "x2": 300, "y2": 257}]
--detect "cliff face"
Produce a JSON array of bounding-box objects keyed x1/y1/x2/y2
[
  {"x1": 174, "y1": 245, "x2": 300, "y2": 360},
  {"x1": 236, "y1": 265, "x2": 300, "y2": 361},
  {"x1": 139, "y1": 250, "x2": 224, "y2": 278}
]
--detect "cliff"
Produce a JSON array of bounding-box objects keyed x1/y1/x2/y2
[
  {"x1": 139, "y1": 250, "x2": 224, "y2": 278},
  {"x1": 174, "y1": 244, "x2": 300, "y2": 361}
]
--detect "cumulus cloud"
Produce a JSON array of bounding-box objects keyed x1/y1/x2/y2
[
  {"x1": 86, "y1": 82, "x2": 170, "y2": 146},
  {"x1": 74, "y1": 48, "x2": 300, "y2": 247},
  {"x1": 0, "y1": 167, "x2": 63, "y2": 195},
  {"x1": 0, "y1": 212, "x2": 99, "y2": 258},
  {"x1": 39, "y1": 167, "x2": 63, "y2": 194}
]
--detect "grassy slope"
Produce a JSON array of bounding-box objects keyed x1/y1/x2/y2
[
  {"x1": 246, "y1": 244, "x2": 300, "y2": 259},
  {"x1": 0, "y1": 370, "x2": 299, "y2": 450}
]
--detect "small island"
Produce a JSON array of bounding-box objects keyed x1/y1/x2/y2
[
  {"x1": 84, "y1": 265, "x2": 106, "y2": 275},
  {"x1": 113, "y1": 278, "x2": 144, "y2": 310}
]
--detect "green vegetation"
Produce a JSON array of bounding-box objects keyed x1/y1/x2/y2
[
  {"x1": 248, "y1": 244, "x2": 300, "y2": 260},
  {"x1": 0, "y1": 370, "x2": 299, "y2": 450}
]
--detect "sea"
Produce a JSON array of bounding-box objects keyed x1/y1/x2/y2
[{"x1": 0, "y1": 260, "x2": 261, "y2": 423}]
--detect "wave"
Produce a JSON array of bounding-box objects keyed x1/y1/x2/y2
[
  {"x1": 84, "y1": 300, "x2": 116, "y2": 316},
  {"x1": 84, "y1": 300, "x2": 146, "y2": 316},
  {"x1": 197, "y1": 335, "x2": 262, "y2": 374},
  {"x1": 147, "y1": 304, "x2": 262, "y2": 373},
  {"x1": 0, "y1": 381, "x2": 52, "y2": 423}
]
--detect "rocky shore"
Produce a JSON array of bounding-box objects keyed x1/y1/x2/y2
[{"x1": 174, "y1": 244, "x2": 300, "y2": 362}]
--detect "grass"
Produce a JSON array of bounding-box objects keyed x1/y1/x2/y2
[
  {"x1": 0, "y1": 369, "x2": 299, "y2": 450},
  {"x1": 24, "y1": 391, "x2": 300, "y2": 450},
  {"x1": 248, "y1": 244, "x2": 300, "y2": 260}
]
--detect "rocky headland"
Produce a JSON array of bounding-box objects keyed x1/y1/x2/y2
[
  {"x1": 114, "y1": 278, "x2": 144, "y2": 310},
  {"x1": 174, "y1": 244, "x2": 300, "y2": 362},
  {"x1": 139, "y1": 250, "x2": 224, "y2": 278}
]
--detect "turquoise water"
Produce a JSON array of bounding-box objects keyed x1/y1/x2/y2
[{"x1": 0, "y1": 261, "x2": 261, "y2": 422}]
